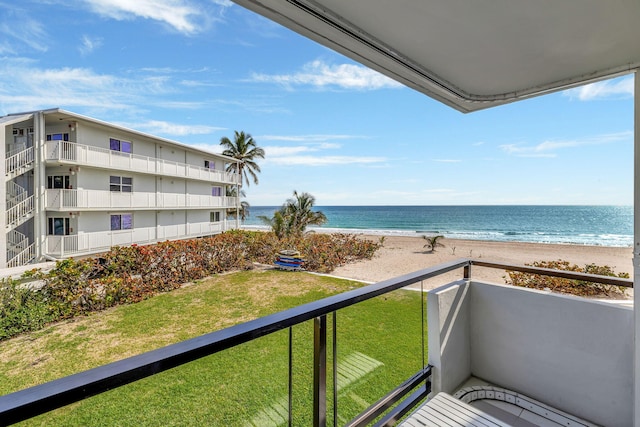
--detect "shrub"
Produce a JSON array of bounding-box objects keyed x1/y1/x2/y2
[
  {"x1": 505, "y1": 259, "x2": 629, "y2": 298},
  {"x1": 0, "y1": 278, "x2": 53, "y2": 340},
  {"x1": 0, "y1": 230, "x2": 381, "y2": 341}
]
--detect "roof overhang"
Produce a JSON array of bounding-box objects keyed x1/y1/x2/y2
[
  {"x1": 38, "y1": 109, "x2": 241, "y2": 163},
  {"x1": 0, "y1": 113, "x2": 34, "y2": 127},
  {"x1": 233, "y1": 0, "x2": 640, "y2": 112}
]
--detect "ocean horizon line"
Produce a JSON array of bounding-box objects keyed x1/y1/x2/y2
[{"x1": 241, "y1": 205, "x2": 633, "y2": 247}]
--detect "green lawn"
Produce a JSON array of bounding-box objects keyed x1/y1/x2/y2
[{"x1": 1, "y1": 270, "x2": 427, "y2": 426}]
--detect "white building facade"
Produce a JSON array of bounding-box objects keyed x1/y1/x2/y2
[{"x1": 0, "y1": 108, "x2": 241, "y2": 269}]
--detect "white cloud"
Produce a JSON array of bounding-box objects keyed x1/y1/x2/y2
[
  {"x1": 0, "y1": 14, "x2": 48, "y2": 52},
  {"x1": 0, "y1": 60, "x2": 179, "y2": 113},
  {"x1": 265, "y1": 146, "x2": 317, "y2": 156},
  {"x1": 260, "y1": 134, "x2": 361, "y2": 143},
  {"x1": 118, "y1": 120, "x2": 225, "y2": 136},
  {"x1": 251, "y1": 60, "x2": 403, "y2": 90},
  {"x1": 79, "y1": 35, "x2": 103, "y2": 55},
  {"x1": 500, "y1": 132, "x2": 632, "y2": 157},
  {"x1": 563, "y1": 76, "x2": 634, "y2": 101},
  {"x1": 259, "y1": 133, "x2": 383, "y2": 166},
  {"x1": 83, "y1": 0, "x2": 214, "y2": 34},
  {"x1": 265, "y1": 155, "x2": 386, "y2": 166}
]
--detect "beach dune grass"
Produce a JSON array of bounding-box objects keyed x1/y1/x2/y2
[{"x1": 1, "y1": 270, "x2": 426, "y2": 426}]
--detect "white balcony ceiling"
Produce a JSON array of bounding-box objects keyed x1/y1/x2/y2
[{"x1": 233, "y1": 0, "x2": 640, "y2": 112}]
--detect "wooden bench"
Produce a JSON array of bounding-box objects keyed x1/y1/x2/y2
[{"x1": 399, "y1": 392, "x2": 510, "y2": 427}]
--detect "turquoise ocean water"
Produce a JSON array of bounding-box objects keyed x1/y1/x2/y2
[{"x1": 242, "y1": 205, "x2": 633, "y2": 247}]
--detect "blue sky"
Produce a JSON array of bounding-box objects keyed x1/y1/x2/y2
[{"x1": 0, "y1": 0, "x2": 634, "y2": 206}]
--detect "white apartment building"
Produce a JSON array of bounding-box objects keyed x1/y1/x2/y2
[{"x1": 0, "y1": 108, "x2": 241, "y2": 269}]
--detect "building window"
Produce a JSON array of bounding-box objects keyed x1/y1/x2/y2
[
  {"x1": 111, "y1": 214, "x2": 133, "y2": 230},
  {"x1": 110, "y1": 138, "x2": 132, "y2": 153},
  {"x1": 211, "y1": 186, "x2": 222, "y2": 197},
  {"x1": 204, "y1": 160, "x2": 215, "y2": 169},
  {"x1": 46, "y1": 133, "x2": 70, "y2": 141},
  {"x1": 47, "y1": 176, "x2": 71, "y2": 189},
  {"x1": 110, "y1": 176, "x2": 133, "y2": 192},
  {"x1": 48, "y1": 218, "x2": 70, "y2": 235},
  {"x1": 210, "y1": 212, "x2": 221, "y2": 222}
]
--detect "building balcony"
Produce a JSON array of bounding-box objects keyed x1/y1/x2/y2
[
  {"x1": 0, "y1": 260, "x2": 631, "y2": 425},
  {"x1": 44, "y1": 141, "x2": 240, "y2": 185},
  {"x1": 44, "y1": 189, "x2": 238, "y2": 211},
  {"x1": 45, "y1": 221, "x2": 227, "y2": 258}
]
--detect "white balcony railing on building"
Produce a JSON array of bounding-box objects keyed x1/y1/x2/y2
[
  {"x1": 7, "y1": 243, "x2": 35, "y2": 268},
  {"x1": 44, "y1": 189, "x2": 238, "y2": 210},
  {"x1": 44, "y1": 141, "x2": 240, "y2": 185},
  {"x1": 7, "y1": 229, "x2": 28, "y2": 253},
  {"x1": 45, "y1": 221, "x2": 227, "y2": 257},
  {"x1": 5, "y1": 147, "x2": 34, "y2": 177},
  {"x1": 7, "y1": 181, "x2": 28, "y2": 205},
  {"x1": 6, "y1": 195, "x2": 34, "y2": 228}
]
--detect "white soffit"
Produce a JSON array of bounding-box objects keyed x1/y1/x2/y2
[{"x1": 233, "y1": 0, "x2": 640, "y2": 112}]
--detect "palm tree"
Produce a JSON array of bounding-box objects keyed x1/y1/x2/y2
[
  {"x1": 226, "y1": 186, "x2": 250, "y2": 221},
  {"x1": 283, "y1": 191, "x2": 327, "y2": 237},
  {"x1": 259, "y1": 191, "x2": 327, "y2": 238},
  {"x1": 423, "y1": 235, "x2": 445, "y2": 253},
  {"x1": 220, "y1": 131, "x2": 265, "y2": 187},
  {"x1": 258, "y1": 210, "x2": 288, "y2": 239}
]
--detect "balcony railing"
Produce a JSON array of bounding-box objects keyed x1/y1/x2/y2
[
  {"x1": 6, "y1": 195, "x2": 34, "y2": 228},
  {"x1": 5, "y1": 147, "x2": 34, "y2": 177},
  {"x1": 44, "y1": 141, "x2": 240, "y2": 185},
  {"x1": 44, "y1": 189, "x2": 238, "y2": 210},
  {"x1": 0, "y1": 260, "x2": 631, "y2": 426},
  {"x1": 45, "y1": 221, "x2": 228, "y2": 257},
  {"x1": 7, "y1": 243, "x2": 35, "y2": 268}
]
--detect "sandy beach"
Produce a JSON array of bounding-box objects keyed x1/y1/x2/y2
[{"x1": 331, "y1": 236, "x2": 634, "y2": 295}]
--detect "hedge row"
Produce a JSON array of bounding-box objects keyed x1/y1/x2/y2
[
  {"x1": 0, "y1": 231, "x2": 381, "y2": 340},
  {"x1": 505, "y1": 259, "x2": 629, "y2": 298}
]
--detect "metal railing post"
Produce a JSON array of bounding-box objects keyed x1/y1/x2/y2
[{"x1": 313, "y1": 315, "x2": 327, "y2": 427}]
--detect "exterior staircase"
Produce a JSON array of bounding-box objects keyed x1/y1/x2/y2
[
  {"x1": 5, "y1": 158, "x2": 36, "y2": 267},
  {"x1": 6, "y1": 229, "x2": 35, "y2": 268},
  {"x1": 6, "y1": 183, "x2": 34, "y2": 230},
  {"x1": 5, "y1": 146, "x2": 34, "y2": 179}
]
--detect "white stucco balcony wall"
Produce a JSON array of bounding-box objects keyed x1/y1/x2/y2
[
  {"x1": 45, "y1": 221, "x2": 227, "y2": 257},
  {"x1": 44, "y1": 189, "x2": 237, "y2": 211},
  {"x1": 44, "y1": 141, "x2": 240, "y2": 185},
  {"x1": 428, "y1": 281, "x2": 633, "y2": 427}
]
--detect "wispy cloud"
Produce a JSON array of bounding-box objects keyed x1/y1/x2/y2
[
  {"x1": 260, "y1": 134, "x2": 362, "y2": 143},
  {"x1": 117, "y1": 120, "x2": 226, "y2": 136},
  {"x1": 500, "y1": 132, "x2": 632, "y2": 157},
  {"x1": 79, "y1": 35, "x2": 103, "y2": 55},
  {"x1": 250, "y1": 60, "x2": 403, "y2": 90},
  {"x1": 82, "y1": 0, "x2": 227, "y2": 35},
  {"x1": 261, "y1": 135, "x2": 386, "y2": 166},
  {"x1": 0, "y1": 59, "x2": 177, "y2": 113},
  {"x1": 0, "y1": 8, "x2": 48, "y2": 53},
  {"x1": 265, "y1": 155, "x2": 386, "y2": 166},
  {"x1": 563, "y1": 76, "x2": 634, "y2": 101}
]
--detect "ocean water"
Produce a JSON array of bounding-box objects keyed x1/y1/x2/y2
[{"x1": 242, "y1": 205, "x2": 633, "y2": 247}]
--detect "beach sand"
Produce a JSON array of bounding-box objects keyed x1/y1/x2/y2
[{"x1": 331, "y1": 236, "x2": 634, "y2": 296}]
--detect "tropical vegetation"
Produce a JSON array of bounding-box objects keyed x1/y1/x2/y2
[
  {"x1": 505, "y1": 259, "x2": 629, "y2": 298},
  {"x1": 220, "y1": 130, "x2": 264, "y2": 224},
  {"x1": 0, "y1": 230, "x2": 380, "y2": 341},
  {"x1": 422, "y1": 235, "x2": 445, "y2": 252},
  {"x1": 226, "y1": 185, "x2": 250, "y2": 221},
  {"x1": 258, "y1": 190, "x2": 327, "y2": 238},
  {"x1": 220, "y1": 130, "x2": 265, "y2": 187}
]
